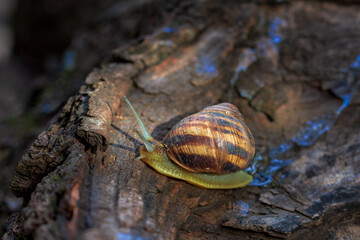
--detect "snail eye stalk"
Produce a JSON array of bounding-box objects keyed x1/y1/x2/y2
[
  {"x1": 134, "y1": 128, "x2": 154, "y2": 152},
  {"x1": 124, "y1": 96, "x2": 155, "y2": 152}
]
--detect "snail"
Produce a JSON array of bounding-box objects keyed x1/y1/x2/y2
[{"x1": 124, "y1": 96, "x2": 255, "y2": 189}]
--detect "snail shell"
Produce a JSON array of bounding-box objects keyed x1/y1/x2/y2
[
  {"x1": 163, "y1": 103, "x2": 255, "y2": 174},
  {"x1": 124, "y1": 96, "x2": 255, "y2": 189}
]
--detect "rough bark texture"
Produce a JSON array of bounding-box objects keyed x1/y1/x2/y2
[{"x1": 4, "y1": 1, "x2": 360, "y2": 239}]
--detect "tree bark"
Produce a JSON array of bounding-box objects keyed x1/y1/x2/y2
[{"x1": 4, "y1": 1, "x2": 360, "y2": 239}]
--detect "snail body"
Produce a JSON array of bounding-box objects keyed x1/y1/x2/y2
[{"x1": 124, "y1": 97, "x2": 255, "y2": 189}]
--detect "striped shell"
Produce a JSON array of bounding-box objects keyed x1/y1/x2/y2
[{"x1": 163, "y1": 103, "x2": 255, "y2": 174}]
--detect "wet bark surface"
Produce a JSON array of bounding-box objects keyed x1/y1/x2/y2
[{"x1": 4, "y1": 1, "x2": 360, "y2": 239}]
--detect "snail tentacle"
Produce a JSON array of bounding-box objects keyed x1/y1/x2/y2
[
  {"x1": 124, "y1": 96, "x2": 154, "y2": 152},
  {"x1": 134, "y1": 155, "x2": 145, "y2": 161},
  {"x1": 124, "y1": 96, "x2": 152, "y2": 140},
  {"x1": 134, "y1": 128, "x2": 154, "y2": 152}
]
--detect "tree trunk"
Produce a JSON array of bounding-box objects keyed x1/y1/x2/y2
[{"x1": 4, "y1": 1, "x2": 360, "y2": 239}]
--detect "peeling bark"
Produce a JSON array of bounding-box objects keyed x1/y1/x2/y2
[{"x1": 4, "y1": 1, "x2": 360, "y2": 240}]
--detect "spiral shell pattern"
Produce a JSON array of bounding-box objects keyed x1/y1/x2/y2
[{"x1": 163, "y1": 103, "x2": 255, "y2": 174}]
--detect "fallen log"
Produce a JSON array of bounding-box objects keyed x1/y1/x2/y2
[{"x1": 4, "y1": 1, "x2": 360, "y2": 239}]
